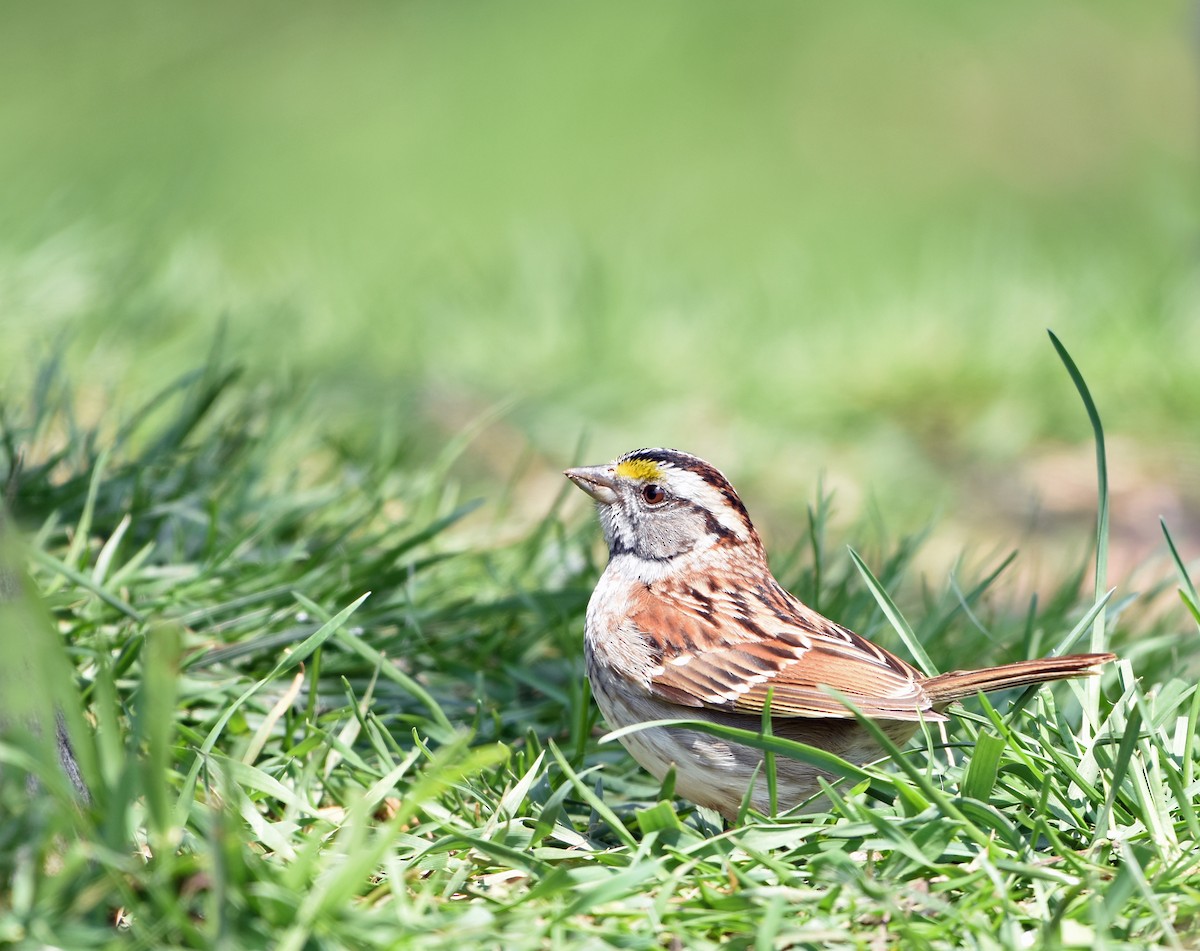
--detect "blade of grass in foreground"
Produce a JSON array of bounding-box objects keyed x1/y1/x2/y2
[
  {"x1": 548, "y1": 740, "x2": 637, "y2": 848},
  {"x1": 1048, "y1": 330, "x2": 1109, "y2": 730},
  {"x1": 761, "y1": 687, "x2": 778, "y2": 816},
  {"x1": 848, "y1": 547, "x2": 937, "y2": 676}
]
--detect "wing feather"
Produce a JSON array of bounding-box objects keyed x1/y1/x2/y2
[{"x1": 633, "y1": 579, "x2": 941, "y2": 722}]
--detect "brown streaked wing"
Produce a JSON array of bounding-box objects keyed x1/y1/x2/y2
[
  {"x1": 642, "y1": 610, "x2": 942, "y2": 722},
  {"x1": 732, "y1": 628, "x2": 942, "y2": 721}
]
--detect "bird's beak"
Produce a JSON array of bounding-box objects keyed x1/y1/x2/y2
[{"x1": 564, "y1": 465, "x2": 619, "y2": 505}]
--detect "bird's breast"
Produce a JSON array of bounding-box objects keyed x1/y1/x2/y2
[{"x1": 584, "y1": 568, "x2": 662, "y2": 687}]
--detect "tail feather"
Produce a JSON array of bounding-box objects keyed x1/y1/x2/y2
[{"x1": 923, "y1": 652, "x2": 1116, "y2": 705}]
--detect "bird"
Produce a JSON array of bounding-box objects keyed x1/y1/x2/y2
[{"x1": 565, "y1": 447, "x2": 1115, "y2": 820}]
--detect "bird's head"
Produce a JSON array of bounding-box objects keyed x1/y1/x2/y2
[{"x1": 565, "y1": 448, "x2": 761, "y2": 562}]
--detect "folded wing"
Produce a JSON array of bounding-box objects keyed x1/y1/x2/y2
[{"x1": 635, "y1": 589, "x2": 941, "y2": 722}]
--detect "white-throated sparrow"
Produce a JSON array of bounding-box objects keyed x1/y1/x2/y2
[{"x1": 566, "y1": 448, "x2": 1115, "y2": 819}]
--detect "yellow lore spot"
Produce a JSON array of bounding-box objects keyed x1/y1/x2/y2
[{"x1": 615, "y1": 458, "x2": 663, "y2": 481}]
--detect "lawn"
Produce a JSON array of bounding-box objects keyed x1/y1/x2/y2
[{"x1": 1, "y1": 2, "x2": 1198, "y2": 947}]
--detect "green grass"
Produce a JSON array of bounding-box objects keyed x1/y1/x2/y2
[{"x1": 1, "y1": 344, "x2": 1197, "y2": 949}]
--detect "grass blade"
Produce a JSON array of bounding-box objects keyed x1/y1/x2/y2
[
  {"x1": 848, "y1": 547, "x2": 937, "y2": 676},
  {"x1": 1048, "y1": 330, "x2": 1110, "y2": 726},
  {"x1": 1160, "y1": 518, "x2": 1200, "y2": 630}
]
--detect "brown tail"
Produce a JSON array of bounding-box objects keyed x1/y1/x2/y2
[{"x1": 923, "y1": 652, "x2": 1116, "y2": 705}]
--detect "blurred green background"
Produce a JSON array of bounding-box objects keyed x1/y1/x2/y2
[{"x1": 2, "y1": 1, "x2": 1196, "y2": 568}]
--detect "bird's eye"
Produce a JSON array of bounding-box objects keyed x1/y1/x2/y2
[{"x1": 641, "y1": 483, "x2": 666, "y2": 505}]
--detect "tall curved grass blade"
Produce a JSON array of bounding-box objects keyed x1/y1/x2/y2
[
  {"x1": 1048, "y1": 330, "x2": 1109, "y2": 728},
  {"x1": 848, "y1": 547, "x2": 937, "y2": 676}
]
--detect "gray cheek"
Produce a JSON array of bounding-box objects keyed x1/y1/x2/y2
[{"x1": 635, "y1": 510, "x2": 698, "y2": 561}]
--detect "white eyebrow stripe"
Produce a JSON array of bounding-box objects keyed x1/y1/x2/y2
[{"x1": 660, "y1": 466, "x2": 751, "y2": 540}]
